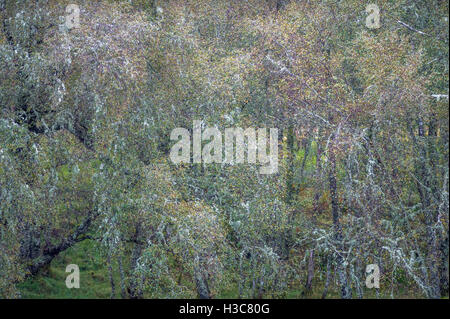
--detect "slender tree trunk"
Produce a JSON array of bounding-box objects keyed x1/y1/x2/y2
[
  {"x1": 321, "y1": 256, "x2": 331, "y2": 299},
  {"x1": 118, "y1": 255, "x2": 127, "y2": 299},
  {"x1": 284, "y1": 125, "x2": 296, "y2": 260},
  {"x1": 107, "y1": 248, "x2": 115, "y2": 299},
  {"x1": 257, "y1": 276, "x2": 265, "y2": 299},
  {"x1": 305, "y1": 131, "x2": 322, "y2": 296},
  {"x1": 299, "y1": 136, "x2": 312, "y2": 183},
  {"x1": 286, "y1": 126, "x2": 295, "y2": 205},
  {"x1": 414, "y1": 117, "x2": 441, "y2": 298},
  {"x1": 194, "y1": 255, "x2": 211, "y2": 299},
  {"x1": 439, "y1": 234, "x2": 449, "y2": 296},
  {"x1": 128, "y1": 224, "x2": 144, "y2": 299},
  {"x1": 329, "y1": 130, "x2": 351, "y2": 299},
  {"x1": 428, "y1": 114, "x2": 447, "y2": 298},
  {"x1": 304, "y1": 249, "x2": 315, "y2": 295}
]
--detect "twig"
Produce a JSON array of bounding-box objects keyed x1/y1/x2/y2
[{"x1": 397, "y1": 20, "x2": 429, "y2": 36}]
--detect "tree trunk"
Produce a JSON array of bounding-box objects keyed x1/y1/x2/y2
[
  {"x1": 329, "y1": 131, "x2": 351, "y2": 299},
  {"x1": 27, "y1": 211, "x2": 98, "y2": 276},
  {"x1": 414, "y1": 117, "x2": 441, "y2": 298},
  {"x1": 304, "y1": 249, "x2": 315, "y2": 295},
  {"x1": 107, "y1": 249, "x2": 115, "y2": 299},
  {"x1": 118, "y1": 255, "x2": 127, "y2": 299},
  {"x1": 304, "y1": 131, "x2": 322, "y2": 296},
  {"x1": 194, "y1": 256, "x2": 211, "y2": 299},
  {"x1": 321, "y1": 256, "x2": 331, "y2": 299},
  {"x1": 128, "y1": 224, "x2": 144, "y2": 299}
]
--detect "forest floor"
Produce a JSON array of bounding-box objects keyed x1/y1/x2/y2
[{"x1": 17, "y1": 240, "x2": 427, "y2": 299}]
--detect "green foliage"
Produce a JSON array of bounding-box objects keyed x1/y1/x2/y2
[{"x1": 0, "y1": 0, "x2": 448, "y2": 299}]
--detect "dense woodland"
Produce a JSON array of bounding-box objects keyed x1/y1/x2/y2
[{"x1": 0, "y1": 0, "x2": 448, "y2": 299}]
